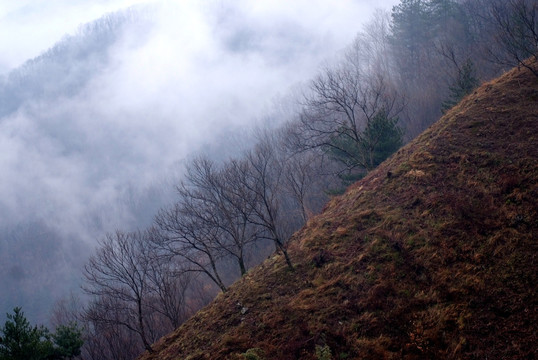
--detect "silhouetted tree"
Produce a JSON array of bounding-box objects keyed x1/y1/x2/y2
[
  {"x1": 281, "y1": 150, "x2": 329, "y2": 223},
  {"x1": 154, "y1": 160, "x2": 232, "y2": 292},
  {"x1": 298, "y1": 52, "x2": 404, "y2": 180},
  {"x1": 82, "y1": 299, "x2": 143, "y2": 360},
  {"x1": 83, "y1": 231, "x2": 156, "y2": 353},
  {"x1": 489, "y1": 0, "x2": 538, "y2": 76},
  {"x1": 242, "y1": 138, "x2": 294, "y2": 269},
  {"x1": 144, "y1": 234, "x2": 192, "y2": 328}
]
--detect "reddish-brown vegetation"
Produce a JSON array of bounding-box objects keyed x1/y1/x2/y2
[{"x1": 139, "y1": 60, "x2": 537, "y2": 359}]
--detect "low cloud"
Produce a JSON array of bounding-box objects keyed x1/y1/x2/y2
[{"x1": 0, "y1": 0, "x2": 399, "y2": 323}]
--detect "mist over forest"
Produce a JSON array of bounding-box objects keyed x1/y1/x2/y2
[
  {"x1": 0, "y1": 0, "x2": 396, "y2": 325},
  {"x1": 1, "y1": 0, "x2": 536, "y2": 358}
]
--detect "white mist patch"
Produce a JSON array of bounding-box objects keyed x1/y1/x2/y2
[
  {"x1": 0, "y1": 0, "x2": 157, "y2": 73},
  {"x1": 0, "y1": 0, "x2": 400, "y2": 324}
]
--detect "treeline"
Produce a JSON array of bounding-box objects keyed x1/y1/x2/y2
[{"x1": 51, "y1": 1, "x2": 537, "y2": 359}]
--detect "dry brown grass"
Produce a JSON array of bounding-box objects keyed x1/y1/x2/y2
[{"x1": 139, "y1": 60, "x2": 538, "y2": 360}]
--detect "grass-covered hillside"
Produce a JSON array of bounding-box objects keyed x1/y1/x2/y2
[{"x1": 139, "y1": 60, "x2": 538, "y2": 359}]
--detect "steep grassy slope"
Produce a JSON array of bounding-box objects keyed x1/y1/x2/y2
[{"x1": 140, "y1": 61, "x2": 538, "y2": 359}]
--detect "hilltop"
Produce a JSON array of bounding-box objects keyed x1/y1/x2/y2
[{"x1": 139, "y1": 61, "x2": 538, "y2": 359}]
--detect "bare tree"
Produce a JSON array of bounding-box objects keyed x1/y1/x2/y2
[
  {"x1": 273, "y1": 124, "x2": 332, "y2": 223},
  {"x1": 462, "y1": 0, "x2": 537, "y2": 76},
  {"x1": 145, "y1": 251, "x2": 191, "y2": 329},
  {"x1": 489, "y1": 0, "x2": 538, "y2": 76},
  {"x1": 51, "y1": 291, "x2": 146, "y2": 360},
  {"x1": 239, "y1": 137, "x2": 294, "y2": 269},
  {"x1": 154, "y1": 197, "x2": 228, "y2": 292},
  {"x1": 83, "y1": 296, "x2": 146, "y2": 360},
  {"x1": 50, "y1": 292, "x2": 84, "y2": 329},
  {"x1": 82, "y1": 230, "x2": 157, "y2": 353},
  {"x1": 282, "y1": 152, "x2": 319, "y2": 223},
  {"x1": 298, "y1": 53, "x2": 404, "y2": 177},
  {"x1": 202, "y1": 158, "x2": 262, "y2": 276},
  {"x1": 154, "y1": 156, "x2": 260, "y2": 292},
  {"x1": 81, "y1": 253, "x2": 200, "y2": 360},
  {"x1": 354, "y1": 9, "x2": 396, "y2": 81}
]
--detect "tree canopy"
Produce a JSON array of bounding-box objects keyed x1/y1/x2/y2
[{"x1": 0, "y1": 307, "x2": 82, "y2": 360}]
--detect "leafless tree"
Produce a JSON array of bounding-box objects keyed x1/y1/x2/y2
[
  {"x1": 145, "y1": 252, "x2": 191, "y2": 329},
  {"x1": 154, "y1": 156, "x2": 260, "y2": 291},
  {"x1": 462, "y1": 0, "x2": 537, "y2": 76},
  {"x1": 82, "y1": 296, "x2": 146, "y2": 360},
  {"x1": 239, "y1": 137, "x2": 294, "y2": 269},
  {"x1": 82, "y1": 230, "x2": 157, "y2": 353},
  {"x1": 50, "y1": 292, "x2": 144, "y2": 360},
  {"x1": 298, "y1": 56, "x2": 404, "y2": 175},
  {"x1": 203, "y1": 158, "x2": 262, "y2": 275},
  {"x1": 282, "y1": 152, "x2": 320, "y2": 223},
  {"x1": 154, "y1": 197, "x2": 228, "y2": 293},
  {"x1": 489, "y1": 0, "x2": 538, "y2": 76},
  {"x1": 354, "y1": 9, "x2": 396, "y2": 80},
  {"x1": 50, "y1": 292, "x2": 84, "y2": 329},
  {"x1": 277, "y1": 125, "x2": 332, "y2": 222}
]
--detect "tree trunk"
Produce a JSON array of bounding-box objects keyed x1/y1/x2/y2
[{"x1": 137, "y1": 299, "x2": 153, "y2": 353}]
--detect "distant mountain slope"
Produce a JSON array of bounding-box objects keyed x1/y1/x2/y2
[
  {"x1": 139, "y1": 60, "x2": 538, "y2": 359},
  {"x1": 0, "y1": 7, "x2": 158, "y2": 326},
  {"x1": 0, "y1": 6, "x2": 151, "y2": 118},
  {"x1": 1, "y1": 2, "x2": 377, "y2": 327}
]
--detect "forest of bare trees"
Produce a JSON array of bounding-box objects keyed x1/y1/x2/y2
[{"x1": 44, "y1": 1, "x2": 537, "y2": 359}]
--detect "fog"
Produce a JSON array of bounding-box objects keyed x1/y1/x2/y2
[{"x1": 0, "y1": 0, "x2": 399, "y2": 324}]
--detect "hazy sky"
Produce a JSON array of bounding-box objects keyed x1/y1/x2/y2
[
  {"x1": 0, "y1": 0, "x2": 151, "y2": 73},
  {"x1": 0, "y1": 0, "x2": 400, "y2": 323},
  {"x1": 0, "y1": 0, "x2": 399, "y2": 74},
  {"x1": 0, "y1": 0, "x2": 401, "y2": 232}
]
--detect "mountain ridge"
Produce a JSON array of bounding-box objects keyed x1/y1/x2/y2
[
  {"x1": 0, "y1": 6, "x2": 153, "y2": 118},
  {"x1": 138, "y1": 60, "x2": 537, "y2": 359}
]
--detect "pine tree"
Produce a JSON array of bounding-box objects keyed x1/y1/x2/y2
[
  {"x1": 52, "y1": 323, "x2": 84, "y2": 359},
  {"x1": 0, "y1": 308, "x2": 83, "y2": 360},
  {"x1": 325, "y1": 109, "x2": 403, "y2": 187},
  {"x1": 442, "y1": 59, "x2": 479, "y2": 113},
  {"x1": 0, "y1": 307, "x2": 53, "y2": 360}
]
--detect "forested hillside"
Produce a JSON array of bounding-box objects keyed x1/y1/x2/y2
[
  {"x1": 138, "y1": 56, "x2": 538, "y2": 360},
  {"x1": 1, "y1": 0, "x2": 358, "y2": 330},
  {"x1": 0, "y1": 5, "x2": 165, "y2": 327},
  {"x1": 0, "y1": 7, "x2": 152, "y2": 117},
  {"x1": 1, "y1": 0, "x2": 536, "y2": 359},
  {"x1": 72, "y1": 1, "x2": 538, "y2": 358}
]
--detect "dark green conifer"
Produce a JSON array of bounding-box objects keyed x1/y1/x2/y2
[
  {"x1": 442, "y1": 59, "x2": 479, "y2": 113},
  {"x1": 0, "y1": 308, "x2": 83, "y2": 360}
]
